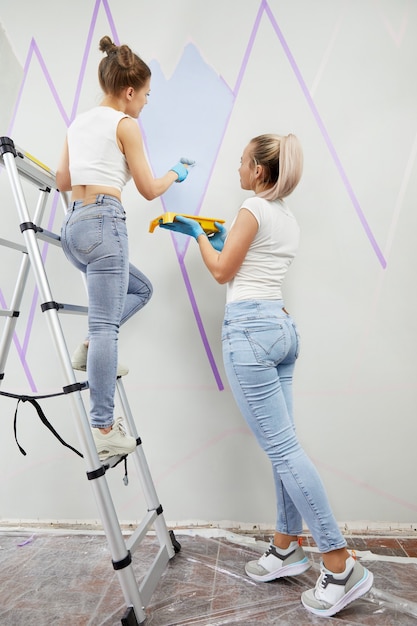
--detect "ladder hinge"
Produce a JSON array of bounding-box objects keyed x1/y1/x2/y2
[
  {"x1": 63, "y1": 381, "x2": 89, "y2": 394},
  {"x1": 86, "y1": 466, "x2": 106, "y2": 481},
  {"x1": 20, "y1": 221, "x2": 38, "y2": 233},
  {"x1": 0, "y1": 136, "x2": 16, "y2": 156},
  {"x1": 41, "y1": 301, "x2": 63, "y2": 312},
  {"x1": 112, "y1": 551, "x2": 132, "y2": 571}
]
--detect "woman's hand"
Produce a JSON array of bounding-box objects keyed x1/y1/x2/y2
[{"x1": 159, "y1": 214, "x2": 204, "y2": 239}]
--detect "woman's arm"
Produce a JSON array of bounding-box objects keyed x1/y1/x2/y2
[
  {"x1": 161, "y1": 209, "x2": 258, "y2": 284},
  {"x1": 196, "y1": 208, "x2": 258, "y2": 284},
  {"x1": 55, "y1": 138, "x2": 72, "y2": 191},
  {"x1": 118, "y1": 117, "x2": 180, "y2": 200}
]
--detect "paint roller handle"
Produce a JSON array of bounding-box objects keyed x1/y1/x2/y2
[{"x1": 169, "y1": 157, "x2": 195, "y2": 182}]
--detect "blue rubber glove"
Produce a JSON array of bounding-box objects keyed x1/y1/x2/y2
[
  {"x1": 159, "y1": 214, "x2": 204, "y2": 239},
  {"x1": 208, "y1": 222, "x2": 227, "y2": 251},
  {"x1": 170, "y1": 157, "x2": 195, "y2": 182}
]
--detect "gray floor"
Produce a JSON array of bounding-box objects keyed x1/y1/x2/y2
[{"x1": 0, "y1": 527, "x2": 416, "y2": 625}]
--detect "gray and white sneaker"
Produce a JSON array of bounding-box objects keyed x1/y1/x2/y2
[
  {"x1": 245, "y1": 540, "x2": 311, "y2": 582},
  {"x1": 301, "y1": 554, "x2": 373, "y2": 617},
  {"x1": 92, "y1": 417, "x2": 136, "y2": 461}
]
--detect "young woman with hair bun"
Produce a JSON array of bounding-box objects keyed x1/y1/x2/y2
[{"x1": 56, "y1": 36, "x2": 194, "y2": 460}]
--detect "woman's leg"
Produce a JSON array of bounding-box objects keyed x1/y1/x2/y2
[
  {"x1": 61, "y1": 200, "x2": 128, "y2": 428},
  {"x1": 120, "y1": 263, "x2": 153, "y2": 327},
  {"x1": 222, "y1": 304, "x2": 346, "y2": 553},
  {"x1": 222, "y1": 302, "x2": 373, "y2": 615}
]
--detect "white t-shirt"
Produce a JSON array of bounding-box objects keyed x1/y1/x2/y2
[
  {"x1": 67, "y1": 106, "x2": 132, "y2": 191},
  {"x1": 226, "y1": 196, "x2": 300, "y2": 303}
]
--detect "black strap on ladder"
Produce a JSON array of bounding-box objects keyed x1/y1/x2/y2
[
  {"x1": 0, "y1": 383, "x2": 87, "y2": 458},
  {"x1": 0, "y1": 383, "x2": 131, "y2": 485}
]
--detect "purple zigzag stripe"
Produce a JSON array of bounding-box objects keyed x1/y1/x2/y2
[
  {"x1": 4, "y1": 0, "x2": 118, "y2": 390},
  {"x1": 0, "y1": 291, "x2": 37, "y2": 390},
  {"x1": 8, "y1": 38, "x2": 69, "y2": 131},
  {"x1": 262, "y1": 0, "x2": 386, "y2": 268},
  {"x1": 2, "y1": 0, "x2": 386, "y2": 394},
  {"x1": 70, "y1": 0, "x2": 119, "y2": 122},
  {"x1": 156, "y1": 7, "x2": 265, "y2": 391}
]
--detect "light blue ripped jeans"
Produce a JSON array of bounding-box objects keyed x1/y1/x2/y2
[
  {"x1": 61, "y1": 195, "x2": 153, "y2": 428},
  {"x1": 222, "y1": 299, "x2": 346, "y2": 553}
]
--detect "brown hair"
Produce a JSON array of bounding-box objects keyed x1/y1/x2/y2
[
  {"x1": 249, "y1": 133, "x2": 303, "y2": 200},
  {"x1": 98, "y1": 35, "x2": 151, "y2": 95}
]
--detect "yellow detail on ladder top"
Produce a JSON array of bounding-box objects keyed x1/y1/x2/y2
[{"x1": 20, "y1": 149, "x2": 53, "y2": 175}]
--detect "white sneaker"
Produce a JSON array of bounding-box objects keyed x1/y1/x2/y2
[
  {"x1": 92, "y1": 417, "x2": 136, "y2": 460},
  {"x1": 301, "y1": 555, "x2": 373, "y2": 617},
  {"x1": 245, "y1": 541, "x2": 311, "y2": 582},
  {"x1": 71, "y1": 343, "x2": 129, "y2": 377}
]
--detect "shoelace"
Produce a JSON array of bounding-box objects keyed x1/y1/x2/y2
[
  {"x1": 115, "y1": 417, "x2": 127, "y2": 436},
  {"x1": 318, "y1": 572, "x2": 328, "y2": 591},
  {"x1": 264, "y1": 545, "x2": 275, "y2": 557}
]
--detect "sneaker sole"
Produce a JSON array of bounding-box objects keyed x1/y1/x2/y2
[
  {"x1": 246, "y1": 557, "x2": 311, "y2": 582},
  {"x1": 302, "y1": 569, "x2": 374, "y2": 617}
]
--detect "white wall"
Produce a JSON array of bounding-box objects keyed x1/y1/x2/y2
[{"x1": 0, "y1": 0, "x2": 416, "y2": 529}]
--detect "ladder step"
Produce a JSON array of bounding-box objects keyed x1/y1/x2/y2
[
  {"x1": 0, "y1": 237, "x2": 26, "y2": 253},
  {"x1": 139, "y1": 544, "x2": 171, "y2": 607},
  {"x1": 0, "y1": 309, "x2": 19, "y2": 318},
  {"x1": 126, "y1": 510, "x2": 159, "y2": 554}
]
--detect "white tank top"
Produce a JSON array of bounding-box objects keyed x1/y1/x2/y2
[
  {"x1": 67, "y1": 106, "x2": 132, "y2": 191},
  {"x1": 226, "y1": 196, "x2": 300, "y2": 303}
]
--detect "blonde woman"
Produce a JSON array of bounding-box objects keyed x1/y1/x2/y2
[{"x1": 160, "y1": 133, "x2": 373, "y2": 618}]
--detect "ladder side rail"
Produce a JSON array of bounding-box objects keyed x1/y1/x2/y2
[
  {"x1": 116, "y1": 378, "x2": 176, "y2": 559},
  {"x1": 0, "y1": 187, "x2": 50, "y2": 382},
  {"x1": 2, "y1": 147, "x2": 148, "y2": 622},
  {"x1": 116, "y1": 378, "x2": 162, "y2": 508}
]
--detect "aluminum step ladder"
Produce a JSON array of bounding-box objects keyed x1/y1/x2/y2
[{"x1": 0, "y1": 136, "x2": 179, "y2": 625}]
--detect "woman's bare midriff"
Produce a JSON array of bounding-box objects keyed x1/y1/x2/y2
[{"x1": 71, "y1": 184, "x2": 121, "y2": 205}]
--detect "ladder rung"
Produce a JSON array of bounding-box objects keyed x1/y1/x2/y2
[
  {"x1": 36, "y1": 229, "x2": 61, "y2": 247},
  {"x1": 0, "y1": 237, "x2": 27, "y2": 253},
  {"x1": 0, "y1": 309, "x2": 19, "y2": 318},
  {"x1": 126, "y1": 510, "x2": 158, "y2": 554},
  {"x1": 139, "y1": 544, "x2": 171, "y2": 607},
  {"x1": 52, "y1": 303, "x2": 88, "y2": 315}
]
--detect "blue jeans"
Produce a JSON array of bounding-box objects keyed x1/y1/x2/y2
[
  {"x1": 222, "y1": 300, "x2": 346, "y2": 553},
  {"x1": 61, "y1": 195, "x2": 153, "y2": 428}
]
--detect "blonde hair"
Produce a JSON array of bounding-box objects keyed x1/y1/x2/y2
[
  {"x1": 249, "y1": 133, "x2": 303, "y2": 200},
  {"x1": 98, "y1": 35, "x2": 151, "y2": 95}
]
